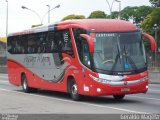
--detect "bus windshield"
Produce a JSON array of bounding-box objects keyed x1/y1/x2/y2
[{"x1": 93, "y1": 31, "x2": 146, "y2": 75}]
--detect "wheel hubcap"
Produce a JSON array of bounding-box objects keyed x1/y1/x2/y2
[
  {"x1": 72, "y1": 84, "x2": 77, "y2": 95},
  {"x1": 23, "y1": 79, "x2": 27, "y2": 90}
]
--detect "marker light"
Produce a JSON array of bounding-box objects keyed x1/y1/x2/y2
[
  {"x1": 146, "y1": 85, "x2": 149, "y2": 89},
  {"x1": 97, "y1": 88, "x2": 101, "y2": 92}
]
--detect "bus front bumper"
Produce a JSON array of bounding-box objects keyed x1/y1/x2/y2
[{"x1": 80, "y1": 79, "x2": 148, "y2": 96}]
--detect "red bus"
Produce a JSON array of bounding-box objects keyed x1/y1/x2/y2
[{"x1": 7, "y1": 19, "x2": 156, "y2": 101}]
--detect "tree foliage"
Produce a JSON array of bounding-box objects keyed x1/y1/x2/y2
[
  {"x1": 110, "y1": 11, "x2": 119, "y2": 19},
  {"x1": 121, "y1": 6, "x2": 138, "y2": 21},
  {"x1": 31, "y1": 24, "x2": 43, "y2": 28},
  {"x1": 121, "y1": 6, "x2": 153, "y2": 24},
  {"x1": 62, "y1": 14, "x2": 85, "y2": 21},
  {"x1": 88, "y1": 10, "x2": 106, "y2": 18},
  {"x1": 135, "y1": 6, "x2": 154, "y2": 24},
  {"x1": 142, "y1": 8, "x2": 160, "y2": 33},
  {"x1": 149, "y1": 0, "x2": 160, "y2": 7},
  {"x1": 142, "y1": 8, "x2": 160, "y2": 49},
  {"x1": 0, "y1": 37, "x2": 6, "y2": 50}
]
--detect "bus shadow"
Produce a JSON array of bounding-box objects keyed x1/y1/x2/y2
[
  {"x1": 82, "y1": 96, "x2": 141, "y2": 105},
  {"x1": 16, "y1": 89, "x2": 141, "y2": 104},
  {"x1": 17, "y1": 89, "x2": 71, "y2": 100}
]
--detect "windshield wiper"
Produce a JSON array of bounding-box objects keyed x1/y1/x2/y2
[
  {"x1": 110, "y1": 44, "x2": 121, "y2": 73},
  {"x1": 110, "y1": 35, "x2": 124, "y2": 74}
]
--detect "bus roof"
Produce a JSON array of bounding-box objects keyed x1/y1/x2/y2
[
  {"x1": 58, "y1": 19, "x2": 139, "y2": 32},
  {"x1": 8, "y1": 19, "x2": 139, "y2": 37}
]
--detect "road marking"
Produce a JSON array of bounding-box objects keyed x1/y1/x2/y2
[
  {"x1": 0, "y1": 88, "x2": 148, "y2": 114},
  {"x1": 128, "y1": 95, "x2": 160, "y2": 101}
]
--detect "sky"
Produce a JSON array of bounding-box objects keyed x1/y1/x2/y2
[{"x1": 0, "y1": 0, "x2": 151, "y2": 36}]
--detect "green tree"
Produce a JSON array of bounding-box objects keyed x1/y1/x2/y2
[
  {"x1": 135, "y1": 6, "x2": 154, "y2": 24},
  {"x1": 62, "y1": 14, "x2": 85, "y2": 21},
  {"x1": 88, "y1": 10, "x2": 106, "y2": 18},
  {"x1": 121, "y1": 6, "x2": 138, "y2": 21},
  {"x1": 121, "y1": 6, "x2": 153, "y2": 24},
  {"x1": 31, "y1": 24, "x2": 43, "y2": 28},
  {"x1": 110, "y1": 11, "x2": 119, "y2": 19},
  {"x1": 149, "y1": 0, "x2": 160, "y2": 7},
  {"x1": 142, "y1": 8, "x2": 160, "y2": 49}
]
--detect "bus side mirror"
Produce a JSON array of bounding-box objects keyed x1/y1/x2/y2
[
  {"x1": 80, "y1": 34, "x2": 94, "y2": 53},
  {"x1": 142, "y1": 33, "x2": 156, "y2": 52}
]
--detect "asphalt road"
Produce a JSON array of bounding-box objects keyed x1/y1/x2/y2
[{"x1": 0, "y1": 73, "x2": 160, "y2": 114}]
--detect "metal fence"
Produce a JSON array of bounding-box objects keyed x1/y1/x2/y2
[
  {"x1": 147, "y1": 52, "x2": 160, "y2": 70},
  {"x1": 147, "y1": 52, "x2": 160, "y2": 83}
]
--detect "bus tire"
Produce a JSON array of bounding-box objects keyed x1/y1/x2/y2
[
  {"x1": 113, "y1": 95, "x2": 125, "y2": 100},
  {"x1": 21, "y1": 74, "x2": 37, "y2": 93},
  {"x1": 70, "y1": 79, "x2": 81, "y2": 101}
]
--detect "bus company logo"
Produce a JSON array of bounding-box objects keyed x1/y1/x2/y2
[{"x1": 24, "y1": 55, "x2": 51, "y2": 65}]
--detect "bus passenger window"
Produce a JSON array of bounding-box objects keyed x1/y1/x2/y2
[
  {"x1": 7, "y1": 37, "x2": 14, "y2": 54},
  {"x1": 54, "y1": 30, "x2": 74, "y2": 57},
  {"x1": 62, "y1": 32, "x2": 72, "y2": 51},
  {"x1": 62, "y1": 30, "x2": 74, "y2": 57},
  {"x1": 27, "y1": 35, "x2": 35, "y2": 54},
  {"x1": 48, "y1": 31, "x2": 58, "y2": 53},
  {"x1": 36, "y1": 32, "x2": 47, "y2": 53}
]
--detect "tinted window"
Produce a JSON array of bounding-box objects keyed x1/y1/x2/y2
[
  {"x1": 7, "y1": 29, "x2": 74, "y2": 57},
  {"x1": 54, "y1": 29, "x2": 74, "y2": 57}
]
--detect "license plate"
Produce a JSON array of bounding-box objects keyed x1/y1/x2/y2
[{"x1": 121, "y1": 88, "x2": 130, "y2": 92}]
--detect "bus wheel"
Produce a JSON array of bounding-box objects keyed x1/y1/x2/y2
[
  {"x1": 21, "y1": 75, "x2": 32, "y2": 93},
  {"x1": 113, "y1": 95, "x2": 125, "y2": 100},
  {"x1": 70, "y1": 79, "x2": 81, "y2": 101}
]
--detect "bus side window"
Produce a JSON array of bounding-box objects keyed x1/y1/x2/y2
[
  {"x1": 36, "y1": 32, "x2": 47, "y2": 53},
  {"x1": 7, "y1": 37, "x2": 13, "y2": 53},
  {"x1": 54, "y1": 32, "x2": 63, "y2": 52},
  {"x1": 20, "y1": 36, "x2": 27, "y2": 54},
  {"x1": 7, "y1": 36, "x2": 22, "y2": 54},
  {"x1": 27, "y1": 34, "x2": 35, "y2": 54},
  {"x1": 12, "y1": 37, "x2": 21, "y2": 54},
  {"x1": 48, "y1": 31, "x2": 58, "y2": 53},
  {"x1": 54, "y1": 30, "x2": 74, "y2": 57}
]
